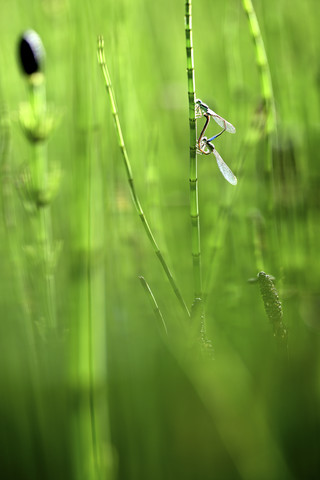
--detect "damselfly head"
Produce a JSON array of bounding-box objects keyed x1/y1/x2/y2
[
  {"x1": 195, "y1": 98, "x2": 206, "y2": 107},
  {"x1": 195, "y1": 99, "x2": 208, "y2": 110},
  {"x1": 195, "y1": 98, "x2": 208, "y2": 118},
  {"x1": 198, "y1": 136, "x2": 213, "y2": 155}
]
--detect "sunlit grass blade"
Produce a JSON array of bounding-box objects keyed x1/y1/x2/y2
[{"x1": 97, "y1": 36, "x2": 189, "y2": 319}]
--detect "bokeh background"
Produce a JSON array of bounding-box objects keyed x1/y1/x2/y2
[{"x1": 1, "y1": 0, "x2": 320, "y2": 479}]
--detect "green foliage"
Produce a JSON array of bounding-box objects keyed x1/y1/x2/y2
[{"x1": 1, "y1": 0, "x2": 320, "y2": 479}]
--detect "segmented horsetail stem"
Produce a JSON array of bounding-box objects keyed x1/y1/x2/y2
[
  {"x1": 185, "y1": 0, "x2": 202, "y2": 301},
  {"x1": 258, "y1": 272, "x2": 288, "y2": 348},
  {"x1": 97, "y1": 36, "x2": 190, "y2": 318},
  {"x1": 18, "y1": 30, "x2": 45, "y2": 76},
  {"x1": 241, "y1": 0, "x2": 276, "y2": 137}
]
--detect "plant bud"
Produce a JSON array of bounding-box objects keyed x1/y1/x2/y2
[{"x1": 18, "y1": 30, "x2": 45, "y2": 75}]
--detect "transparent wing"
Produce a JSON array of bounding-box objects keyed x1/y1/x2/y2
[
  {"x1": 212, "y1": 147, "x2": 237, "y2": 186},
  {"x1": 207, "y1": 108, "x2": 236, "y2": 134}
]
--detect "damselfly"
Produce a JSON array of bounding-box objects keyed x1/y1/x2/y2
[
  {"x1": 195, "y1": 99, "x2": 236, "y2": 134},
  {"x1": 196, "y1": 99, "x2": 237, "y2": 185},
  {"x1": 197, "y1": 133, "x2": 237, "y2": 186}
]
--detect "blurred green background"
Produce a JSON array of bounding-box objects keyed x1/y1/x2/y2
[{"x1": 1, "y1": 0, "x2": 320, "y2": 479}]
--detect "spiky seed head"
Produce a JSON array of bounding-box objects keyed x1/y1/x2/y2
[{"x1": 18, "y1": 30, "x2": 45, "y2": 76}]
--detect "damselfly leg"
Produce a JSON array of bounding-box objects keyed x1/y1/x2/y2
[{"x1": 197, "y1": 113, "x2": 226, "y2": 155}]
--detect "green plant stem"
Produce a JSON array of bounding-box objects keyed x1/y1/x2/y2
[
  {"x1": 139, "y1": 276, "x2": 167, "y2": 334},
  {"x1": 185, "y1": 0, "x2": 202, "y2": 302},
  {"x1": 86, "y1": 140, "x2": 100, "y2": 478},
  {"x1": 251, "y1": 210, "x2": 265, "y2": 273},
  {"x1": 242, "y1": 0, "x2": 281, "y2": 269},
  {"x1": 241, "y1": 0, "x2": 276, "y2": 139},
  {"x1": 97, "y1": 37, "x2": 189, "y2": 319},
  {"x1": 29, "y1": 80, "x2": 57, "y2": 330}
]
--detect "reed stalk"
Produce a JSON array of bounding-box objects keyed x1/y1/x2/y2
[
  {"x1": 241, "y1": 0, "x2": 276, "y2": 135},
  {"x1": 241, "y1": 0, "x2": 277, "y2": 173},
  {"x1": 18, "y1": 30, "x2": 57, "y2": 330},
  {"x1": 185, "y1": 0, "x2": 202, "y2": 303}
]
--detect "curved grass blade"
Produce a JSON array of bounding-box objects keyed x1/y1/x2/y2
[{"x1": 139, "y1": 276, "x2": 167, "y2": 335}]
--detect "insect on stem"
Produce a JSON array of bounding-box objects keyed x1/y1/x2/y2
[{"x1": 196, "y1": 101, "x2": 237, "y2": 185}]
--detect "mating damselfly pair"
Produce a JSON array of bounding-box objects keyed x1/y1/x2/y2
[{"x1": 195, "y1": 99, "x2": 237, "y2": 186}]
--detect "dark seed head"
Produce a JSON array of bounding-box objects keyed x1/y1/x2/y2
[{"x1": 18, "y1": 30, "x2": 45, "y2": 75}]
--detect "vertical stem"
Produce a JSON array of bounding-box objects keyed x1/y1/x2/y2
[
  {"x1": 242, "y1": 0, "x2": 280, "y2": 259},
  {"x1": 185, "y1": 1, "x2": 202, "y2": 301},
  {"x1": 86, "y1": 136, "x2": 100, "y2": 477},
  {"x1": 241, "y1": 0, "x2": 277, "y2": 170},
  {"x1": 29, "y1": 79, "x2": 57, "y2": 330}
]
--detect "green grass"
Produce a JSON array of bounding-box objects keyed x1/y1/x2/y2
[{"x1": 1, "y1": 0, "x2": 320, "y2": 479}]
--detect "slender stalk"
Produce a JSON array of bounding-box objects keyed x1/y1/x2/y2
[
  {"x1": 242, "y1": 1, "x2": 281, "y2": 268},
  {"x1": 28, "y1": 77, "x2": 57, "y2": 330},
  {"x1": 139, "y1": 276, "x2": 167, "y2": 335},
  {"x1": 241, "y1": 0, "x2": 277, "y2": 172},
  {"x1": 185, "y1": 0, "x2": 202, "y2": 301},
  {"x1": 86, "y1": 144, "x2": 100, "y2": 478},
  {"x1": 251, "y1": 210, "x2": 265, "y2": 273},
  {"x1": 97, "y1": 37, "x2": 189, "y2": 318}
]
